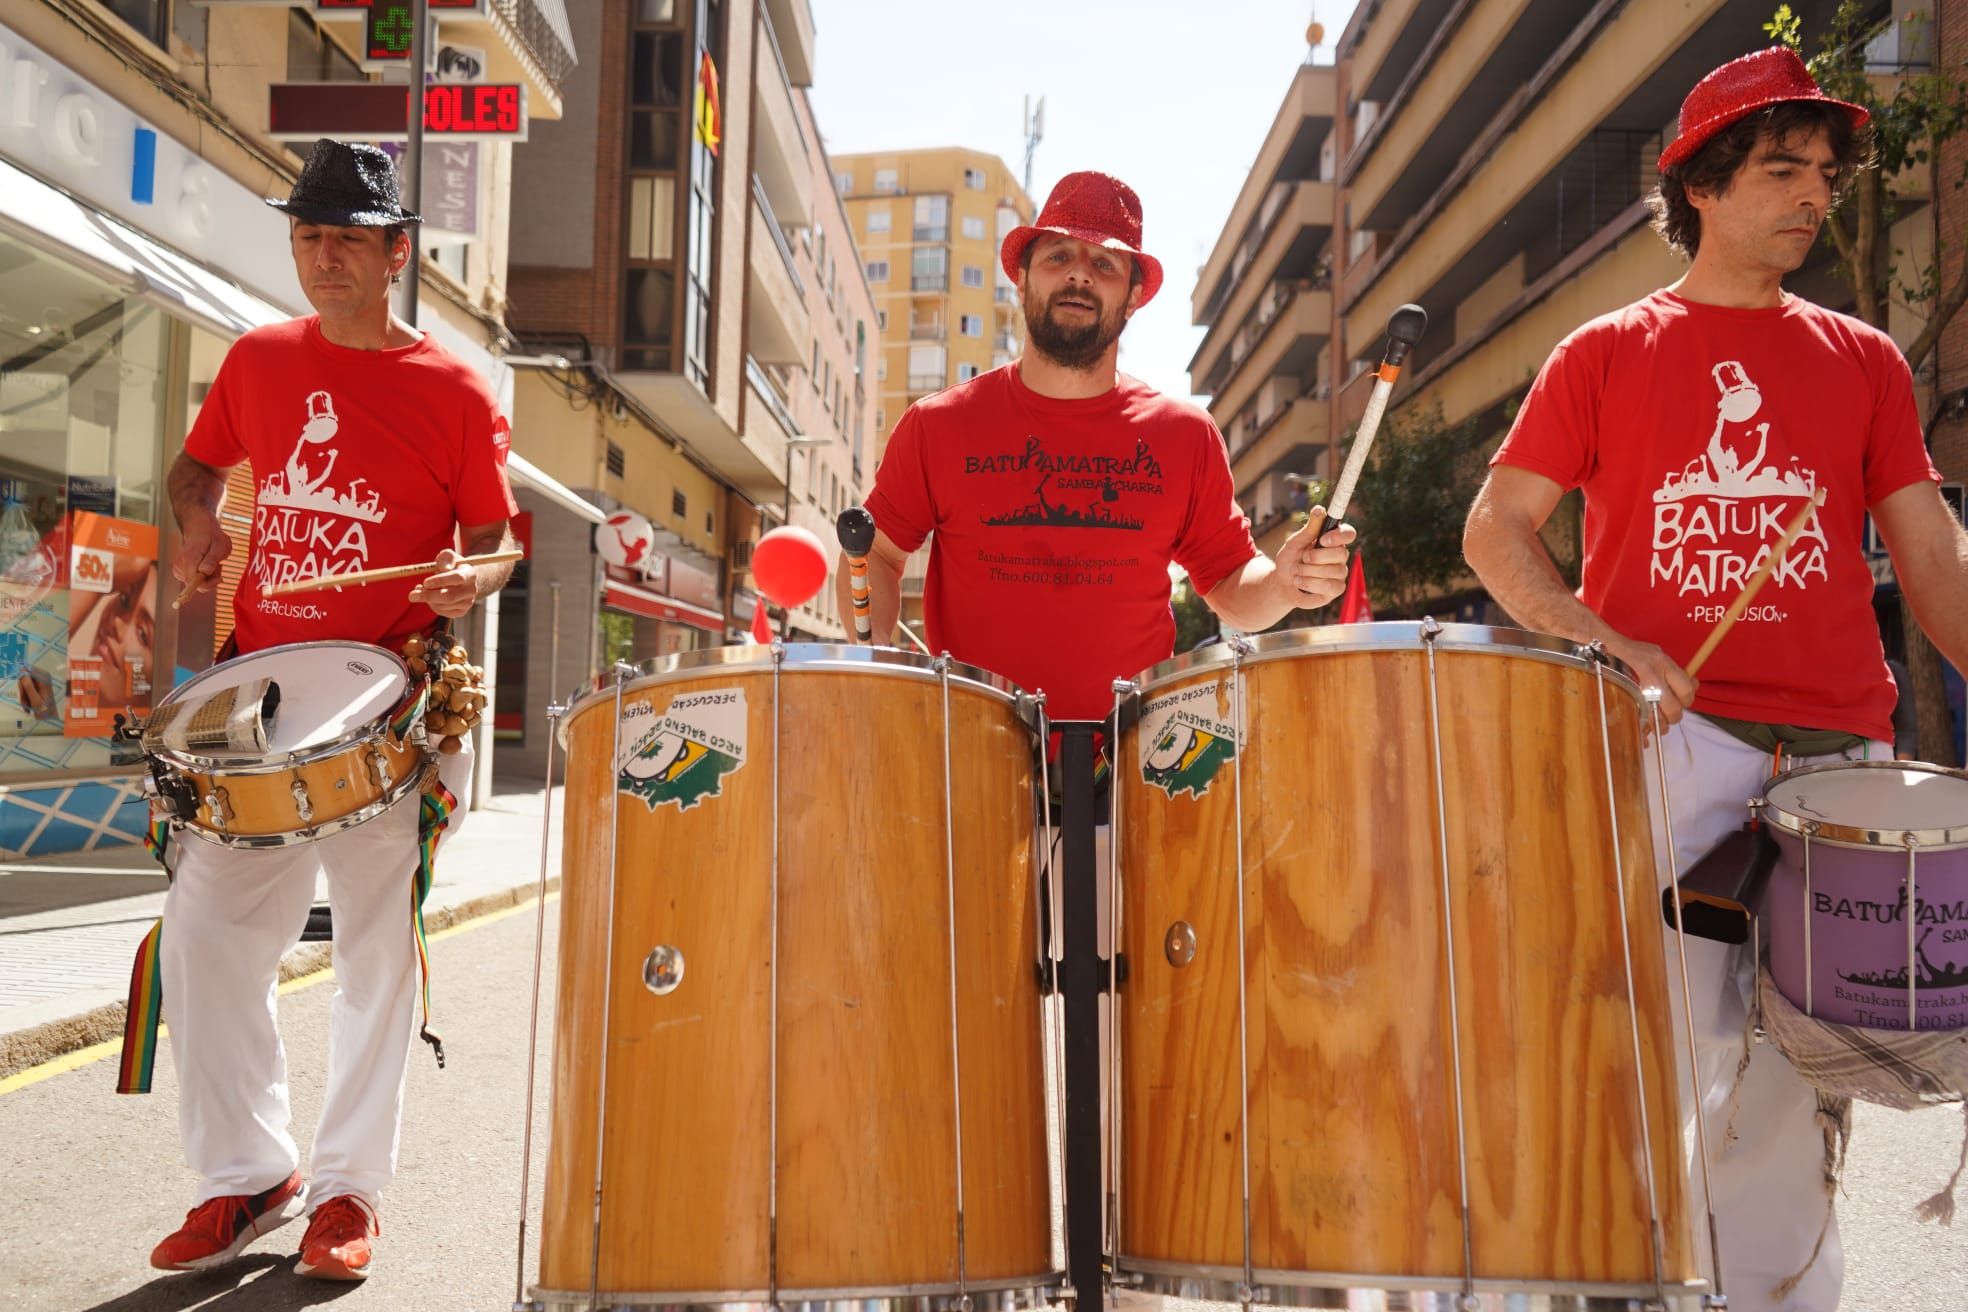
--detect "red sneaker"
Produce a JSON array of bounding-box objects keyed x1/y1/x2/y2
[
  {"x1": 149, "y1": 1171, "x2": 307, "y2": 1271},
  {"x1": 296, "y1": 1194, "x2": 377, "y2": 1281}
]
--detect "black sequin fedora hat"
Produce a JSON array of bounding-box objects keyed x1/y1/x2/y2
[{"x1": 266, "y1": 138, "x2": 421, "y2": 227}]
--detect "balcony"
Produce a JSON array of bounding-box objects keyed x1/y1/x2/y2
[
  {"x1": 763, "y1": 0, "x2": 815, "y2": 87},
  {"x1": 911, "y1": 271, "x2": 950, "y2": 293},
  {"x1": 1345, "y1": 0, "x2": 1583, "y2": 233},
  {"x1": 1208, "y1": 287, "x2": 1332, "y2": 426},
  {"x1": 748, "y1": 196, "x2": 810, "y2": 367},
  {"x1": 909, "y1": 317, "x2": 946, "y2": 340},
  {"x1": 439, "y1": 0, "x2": 578, "y2": 120},
  {"x1": 753, "y1": 7, "x2": 814, "y2": 230},
  {"x1": 1344, "y1": 0, "x2": 1457, "y2": 107},
  {"x1": 1227, "y1": 389, "x2": 1331, "y2": 496},
  {"x1": 1191, "y1": 179, "x2": 1334, "y2": 387},
  {"x1": 908, "y1": 373, "x2": 946, "y2": 393}
]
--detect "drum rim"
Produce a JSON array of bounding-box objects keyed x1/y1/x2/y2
[
  {"x1": 560, "y1": 642, "x2": 1040, "y2": 735},
  {"x1": 527, "y1": 1272, "x2": 1061, "y2": 1310},
  {"x1": 1758, "y1": 759, "x2": 1968, "y2": 850},
  {"x1": 1129, "y1": 621, "x2": 1646, "y2": 697},
  {"x1": 145, "y1": 639, "x2": 412, "y2": 771},
  {"x1": 1117, "y1": 1263, "x2": 1709, "y2": 1310}
]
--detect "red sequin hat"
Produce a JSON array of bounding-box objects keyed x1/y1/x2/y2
[
  {"x1": 1658, "y1": 47, "x2": 1868, "y2": 173},
  {"x1": 1000, "y1": 171, "x2": 1164, "y2": 308}
]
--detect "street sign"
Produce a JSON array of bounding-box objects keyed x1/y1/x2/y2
[
  {"x1": 268, "y1": 82, "x2": 527, "y2": 142},
  {"x1": 195, "y1": 1, "x2": 488, "y2": 67}
]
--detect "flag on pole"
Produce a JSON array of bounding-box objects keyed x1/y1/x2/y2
[
  {"x1": 695, "y1": 52, "x2": 722, "y2": 156},
  {"x1": 751, "y1": 602, "x2": 773, "y2": 644},
  {"x1": 1338, "y1": 550, "x2": 1372, "y2": 624}
]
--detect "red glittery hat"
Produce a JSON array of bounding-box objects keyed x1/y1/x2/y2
[
  {"x1": 1000, "y1": 171, "x2": 1164, "y2": 308},
  {"x1": 1658, "y1": 47, "x2": 1868, "y2": 173}
]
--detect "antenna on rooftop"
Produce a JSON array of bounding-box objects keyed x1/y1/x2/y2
[{"x1": 1022, "y1": 95, "x2": 1045, "y2": 201}]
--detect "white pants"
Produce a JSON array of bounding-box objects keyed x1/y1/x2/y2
[
  {"x1": 161, "y1": 743, "x2": 472, "y2": 1213},
  {"x1": 1653, "y1": 714, "x2": 1884, "y2": 1312}
]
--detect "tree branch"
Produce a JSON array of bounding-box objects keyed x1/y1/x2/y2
[{"x1": 1902, "y1": 231, "x2": 1968, "y2": 376}]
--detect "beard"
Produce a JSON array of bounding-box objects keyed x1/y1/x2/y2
[{"x1": 1023, "y1": 285, "x2": 1130, "y2": 370}]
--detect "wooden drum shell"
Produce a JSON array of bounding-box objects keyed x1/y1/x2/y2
[
  {"x1": 542, "y1": 654, "x2": 1051, "y2": 1301},
  {"x1": 1116, "y1": 632, "x2": 1695, "y2": 1294}
]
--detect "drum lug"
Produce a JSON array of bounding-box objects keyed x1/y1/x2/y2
[
  {"x1": 203, "y1": 786, "x2": 233, "y2": 834},
  {"x1": 291, "y1": 777, "x2": 315, "y2": 826},
  {"x1": 146, "y1": 767, "x2": 200, "y2": 823},
  {"x1": 369, "y1": 744, "x2": 393, "y2": 792}
]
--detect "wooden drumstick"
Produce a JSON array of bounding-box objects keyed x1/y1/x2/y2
[
  {"x1": 171, "y1": 565, "x2": 217, "y2": 610},
  {"x1": 1685, "y1": 490, "x2": 1825, "y2": 678},
  {"x1": 262, "y1": 550, "x2": 526, "y2": 597}
]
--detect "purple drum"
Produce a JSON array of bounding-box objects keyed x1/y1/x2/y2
[{"x1": 1762, "y1": 762, "x2": 1968, "y2": 1032}]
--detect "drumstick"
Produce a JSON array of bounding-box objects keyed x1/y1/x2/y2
[
  {"x1": 836, "y1": 507, "x2": 877, "y2": 642},
  {"x1": 1685, "y1": 490, "x2": 1825, "y2": 678},
  {"x1": 171, "y1": 565, "x2": 217, "y2": 610},
  {"x1": 1322, "y1": 303, "x2": 1428, "y2": 531},
  {"x1": 262, "y1": 550, "x2": 526, "y2": 597}
]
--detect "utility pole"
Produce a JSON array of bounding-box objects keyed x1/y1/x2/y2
[{"x1": 399, "y1": 0, "x2": 429, "y2": 326}]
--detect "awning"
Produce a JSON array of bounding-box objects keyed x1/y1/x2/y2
[
  {"x1": 0, "y1": 158, "x2": 293, "y2": 339},
  {"x1": 508, "y1": 451, "x2": 605, "y2": 525},
  {"x1": 603, "y1": 579, "x2": 725, "y2": 631}
]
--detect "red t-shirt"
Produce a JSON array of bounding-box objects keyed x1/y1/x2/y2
[
  {"x1": 186, "y1": 317, "x2": 518, "y2": 655},
  {"x1": 1494, "y1": 290, "x2": 1936, "y2": 741},
  {"x1": 865, "y1": 364, "x2": 1258, "y2": 720}
]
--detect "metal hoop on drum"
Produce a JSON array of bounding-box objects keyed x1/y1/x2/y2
[
  {"x1": 935, "y1": 653, "x2": 973, "y2": 1309},
  {"x1": 586, "y1": 662, "x2": 637, "y2": 1312},
  {"x1": 1226, "y1": 636, "x2": 1257, "y2": 1310},
  {"x1": 1645, "y1": 693, "x2": 1728, "y2": 1308},
  {"x1": 1587, "y1": 649, "x2": 1669, "y2": 1311},
  {"x1": 1418, "y1": 618, "x2": 1477, "y2": 1309}
]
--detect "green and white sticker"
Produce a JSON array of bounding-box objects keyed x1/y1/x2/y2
[
  {"x1": 1138, "y1": 680, "x2": 1242, "y2": 799},
  {"x1": 616, "y1": 687, "x2": 748, "y2": 811}
]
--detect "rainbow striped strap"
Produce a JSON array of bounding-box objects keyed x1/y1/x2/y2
[
  {"x1": 412, "y1": 779, "x2": 459, "y2": 1069},
  {"x1": 117, "y1": 919, "x2": 165, "y2": 1095}
]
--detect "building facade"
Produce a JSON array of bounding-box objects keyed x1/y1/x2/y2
[
  {"x1": 832, "y1": 147, "x2": 1033, "y2": 627},
  {"x1": 0, "y1": 0, "x2": 577, "y2": 853},
  {"x1": 504, "y1": 0, "x2": 874, "y2": 759}
]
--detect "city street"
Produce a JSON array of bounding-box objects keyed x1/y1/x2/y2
[{"x1": 2, "y1": 895, "x2": 1966, "y2": 1311}]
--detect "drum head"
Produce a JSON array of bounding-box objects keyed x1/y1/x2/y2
[
  {"x1": 1763, "y1": 762, "x2": 1968, "y2": 849},
  {"x1": 159, "y1": 641, "x2": 407, "y2": 758}
]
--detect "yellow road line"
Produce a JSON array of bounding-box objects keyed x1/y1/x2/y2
[{"x1": 0, "y1": 893, "x2": 556, "y2": 1098}]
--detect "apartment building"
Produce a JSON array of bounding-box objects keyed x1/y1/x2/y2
[
  {"x1": 504, "y1": 0, "x2": 877, "y2": 771},
  {"x1": 1189, "y1": 60, "x2": 1339, "y2": 559},
  {"x1": 833, "y1": 147, "x2": 1034, "y2": 626},
  {"x1": 0, "y1": 0, "x2": 577, "y2": 849}
]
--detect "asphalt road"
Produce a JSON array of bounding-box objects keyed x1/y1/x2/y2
[{"x1": 2, "y1": 900, "x2": 1964, "y2": 1311}]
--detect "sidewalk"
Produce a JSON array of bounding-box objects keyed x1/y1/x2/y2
[{"x1": 0, "y1": 779, "x2": 566, "y2": 1078}]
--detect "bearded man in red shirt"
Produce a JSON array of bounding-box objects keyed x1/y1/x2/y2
[
  {"x1": 838, "y1": 171, "x2": 1355, "y2": 720},
  {"x1": 147, "y1": 140, "x2": 518, "y2": 1283},
  {"x1": 1465, "y1": 51, "x2": 1968, "y2": 1310}
]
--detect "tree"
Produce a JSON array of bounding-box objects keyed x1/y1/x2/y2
[
  {"x1": 1768, "y1": 1, "x2": 1968, "y2": 764},
  {"x1": 1335, "y1": 401, "x2": 1493, "y2": 618}
]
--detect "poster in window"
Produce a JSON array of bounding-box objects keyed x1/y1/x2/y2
[{"x1": 65, "y1": 514, "x2": 158, "y2": 738}]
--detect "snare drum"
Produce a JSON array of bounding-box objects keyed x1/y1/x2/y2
[
  {"x1": 142, "y1": 640, "x2": 429, "y2": 847},
  {"x1": 1761, "y1": 761, "x2": 1968, "y2": 1032},
  {"x1": 1114, "y1": 623, "x2": 1702, "y2": 1308},
  {"x1": 536, "y1": 645, "x2": 1056, "y2": 1312}
]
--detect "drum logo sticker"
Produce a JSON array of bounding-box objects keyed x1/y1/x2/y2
[
  {"x1": 615, "y1": 688, "x2": 747, "y2": 811},
  {"x1": 1139, "y1": 680, "x2": 1242, "y2": 800}
]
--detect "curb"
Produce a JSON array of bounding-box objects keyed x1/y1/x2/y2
[{"x1": 0, "y1": 876, "x2": 561, "y2": 1083}]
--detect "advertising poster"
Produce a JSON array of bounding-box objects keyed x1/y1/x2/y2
[{"x1": 65, "y1": 513, "x2": 158, "y2": 737}]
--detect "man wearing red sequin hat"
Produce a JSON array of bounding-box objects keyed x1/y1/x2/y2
[
  {"x1": 840, "y1": 169, "x2": 1356, "y2": 718},
  {"x1": 1467, "y1": 48, "x2": 1968, "y2": 1311}
]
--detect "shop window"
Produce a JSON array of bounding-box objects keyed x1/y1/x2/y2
[
  {"x1": 98, "y1": 0, "x2": 167, "y2": 45},
  {"x1": 0, "y1": 231, "x2": 172, "y2": 780}
]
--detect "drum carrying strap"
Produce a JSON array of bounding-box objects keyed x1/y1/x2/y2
[{"x1": 412, "y1": 777, "x2": 459, "y2": 1069}]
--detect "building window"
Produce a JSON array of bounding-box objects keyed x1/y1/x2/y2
[
  {"x1": 963, "y1": 168, "x2": 986, "y2": 190},
  {"x1": 908, "y1": 344, "x2": 947, "y2": 392},
  {"x1": 864, "y1": 260, "x2": 889, "y2": 283},
  {"x1": 874, "y1": 167, "x2": 898, "y2": 193},
  {"x1": 961, "y1": 265, "x2": 984, "y2": 289},
  {"x1": 867, "y1": 207, "x2": 890, "y2": 234},
  {"x1": 911, "y1": 246, "x2": 948, "y2": 292},
  {"x1": 876, "y1": 310, "x2": 887, "y2": 330},
  {"x1": 672, "y1": 489, "x2": 687, "y2": 517},
  {"x1": 606, "y1": 442, "x2": 626, "y2": 477},
  {"x1": 961, "y1": 215, "x2": 985, "y2": 240},
  {"x1": 958, "y1": 363, "x2": 980, "y2": 382},
  {"x1": 877, "y1": 357, "x2": 887, "y2": 381},
  {"x1": 100, "y1": 0, "x2": 168, "y2": 44},
  {"x1": 834, "y1": 170, "x2": 853, "y2": 195},
  {"x1": 913, "y1": 194, "x2": 949, "y2": 241},
  {"x1": 959, "y1": 314, "x2": 982, "y2": 337}
]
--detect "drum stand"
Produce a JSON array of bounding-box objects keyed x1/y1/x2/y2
[{"x1": 1053, "y1": 722, "x2": 1106, "y2": 1312}]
